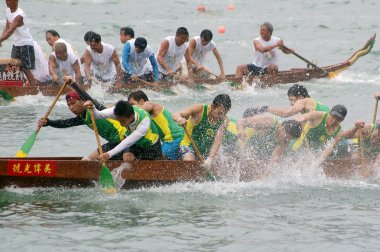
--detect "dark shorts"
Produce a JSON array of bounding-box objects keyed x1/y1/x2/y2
[
  {"x1": 11, "y1": 45, "x2": 35, "y2": 70},
  {"x1": 129, "y1": 140, "x2": 163, "y2": 160},
  {"x1": 101, "y1": 142, "x2": 127, "y2": 160},
  {"x1": 247, "y1": 63, "x2": 267, "y2": 76}
]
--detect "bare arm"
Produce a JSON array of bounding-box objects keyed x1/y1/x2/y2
[
  {"x1": 253, "y1": 39, "x2": 283, "y2": 53},
  {"x1": 186, "y1": 39, "x2": 198, "y2": 67},
  {"x1": 237, "y1": 115, "x2": 276, "y2": 139},
  {"x1": 293, "y1": 111, "x2": 324, "y2": 127},
  {"x1": 83, "y1": 50, "x2": 92, "y2": 81},
  {"x1": 172, "y1": 104, "x2": 203, "y2": 126},
  {"x1": 208, "y1": 117, "x2": 229, "y2": 160},
  {"x1": 0, "y1": 16, "x2": 23, "y2": 43},
  {"x1": 49, "y1": 54, "x2": 59, "y2": 82},
  {"x1": 156, "y1": 40, "x2": 172, "y2": 74},
  {"x1": 72, "y1": 60, "x2": 82, "y2": 85},
  {"x1": 268, "y1": 100, "x2": 307, "y2": 117},
  {"x1": 212, "y1": 48, "x2": 225, "y2": 78},
  {"x1": 111, "y1": 49, "x2": 123, "y2": 84}
]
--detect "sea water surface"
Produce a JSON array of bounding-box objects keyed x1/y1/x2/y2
[{"x1": 1, "y1": 0, "x2": 380, "y2": 251}]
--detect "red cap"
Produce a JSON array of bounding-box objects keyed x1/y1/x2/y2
[{"x1": 65, "y1": 91, "x2": 81, "y2": 101}]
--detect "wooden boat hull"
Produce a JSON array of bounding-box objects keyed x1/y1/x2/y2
[
  {"x1": 0, "y1": 34, "x2": 375, "y2": 98},
  {"x1": 0, "y1": 157, "x2": 369, "y2": 189}
]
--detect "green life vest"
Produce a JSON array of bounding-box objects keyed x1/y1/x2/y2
[
  {"x1": 82, "y1": 109, "x2": 126, "y2": 144},
  {"x1": 152, "y1": 107, "x2": 184, "y2": 142},
  {"x1": 180, "y1": 104, "x2": 222, "y2": 157},
  {"x1": 306, "y1": 113, "x2": 341, "y2": 150}
]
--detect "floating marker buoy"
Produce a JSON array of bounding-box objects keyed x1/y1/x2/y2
[
  {"x1": 227, "y1": 4, "x2": 235, "y2": 10},
  {"x1": 197, "y1": 5, "x2": 206, "y2": 12},
  {"x1": 218, "y1": 26, "x2": 226, "y2": 34}
]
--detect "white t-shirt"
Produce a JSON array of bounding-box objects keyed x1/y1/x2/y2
[
  {"x1": 5, "y1": 7, "x2": 33, "y2": 46},
  {"x1": 157, "y1": 36, "x2": 188, "y2": 74},
  {"x1": 253, "y1": 36, "x2": 281, "y2": 68},
  {"x1": 86, "y1": 42, "x2": 116, "y2": 80},
  {"x1": 31, "y1": 41, "x2": 51, "y2": 83},
  {"x1": 53, "y1": 38, "x2": 75, "y2": 55},
  {"x1": 126, "y1": 39, "x2": 154, "y2": 76},
  {"x1": 52, "y1": 51, "x2": 79, "y2": 80},
  {"x1": 191, "y1": 36, "x2": 216, "y2": 64}
]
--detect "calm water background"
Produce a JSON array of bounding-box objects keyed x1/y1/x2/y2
[{"x1": 1, "y1": 0, "x2": 380, "y2": 251}]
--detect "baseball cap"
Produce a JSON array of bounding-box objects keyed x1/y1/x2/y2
[{"x1": 331, "y1": 104, "x2": 347, "y2": 121}]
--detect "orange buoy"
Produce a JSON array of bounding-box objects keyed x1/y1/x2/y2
[
  {"x1": 197, "y1": 5, "x2": 206, "y2": 12},
  {"x1": 218, "y1": 26, "x2": 225, "y2": 34},
  {"x1": 227, "y1": 4, "x2": 235, "y2": 10}
]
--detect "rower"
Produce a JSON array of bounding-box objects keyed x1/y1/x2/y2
[
  {"x1": 0, "y1": 0, "x2": 37, "y2": 85},
  {"x1": 292, "y1": 104, "x2": 348, "y2": 153},
  {"x1": 262, "y1": 84, "x2": 330, "y2": 116},
  {"x1": 185, "y1": 29, "x2": 225, "y2": 80},
  {"x1": 156, "y1": 27, "x2": 190, "y2": 81},
  {"x1": 119, "y1": 26, "x2": 134, "y2": 72},
  {"x1": 49, "y1": 42, "x2": 82, "y2": 84},
  {"x1": 235, "y1": 22, "x2": 291, "y2": 78},
  {"x1": 127, "y1": 90, "x2": 184, "y2": 160},
  {"x1": 237, "y1": 115, "x2": 302, "y2": 165},
  {"x1": 84, "y1": 100, "x2": 162, "y2": 162},
  {"x1": 83, "y1": 32, "x2": 123, "y2": 85},
  {"x1": 172, "y1": 94, "x2": 231, "y2": 168},
  {"x1": 45, "y1": 30, "x2": 75, "y2": 55},
  {"x1": 122, "y1": 37, "x2": 159, "y2": 82},
  {"x1": 38, "y1": 77, "x2": 127, "y2": 161}
]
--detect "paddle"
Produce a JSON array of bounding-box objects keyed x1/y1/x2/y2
[
  {"x1": 358, "y1": 128, "x2": 365, "y2": 170},
  {"x1": 372, "y1": 98, "x2": 378, "y2": 125},
  {"x1": 0, "y1": 90, "x2": 14, "y2": 101},
  {"x1": 182, "y1": 125, "x2": 216, "y2": 181},
  {"x1": 15, "y1": 81, "x2": 68, "y2": 157},
  {"x1": 88, "y1": 108, "x2": 117, "y2": 192},
  {"x1": 281, "y1": 45, "x2": 327, "y2": 76}
]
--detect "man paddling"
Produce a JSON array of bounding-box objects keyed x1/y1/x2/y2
[
  {"x1": 235, "y1": 22, "x2": 291, "y2": 78},
  {"x1": 0, "y1": 0, "x2": 37, "y2": 85},
  {"x1": 45, "y1": 30, "x2": 75, "y2": 54},
  {"x1": 122, "y1": 37, "x2": 159, "y2": 82},
  {"x1": 38, "y1": 77, "x2": 127, "y2": 160},
  {"x1": 263, "y1": 84, "x2": 330, "y2": 117},
  {"x1": 236, "y1": 114, "x2": 302, "y2": 165},
  {"x1": 49, "y1": 42, "x2": 82, "y2": 85},
  {"x1": 84, "y1": 100, "x2": 162, "y2": 162},
  {"x1": 83, "y1": 32, "x2": 123, "y2": 85},
  {"x1": 156, "y1": 27, "x2": 190, "y2": 80},
  {"x1": 185, "y1": 29, "x2": 225, "y2": 80},
  {"x1": 172, "y1": 94, "x2": 231, "y2": 167},
  {"x1": 128, "y1": 90, "x2": 184, "y2": 160}
]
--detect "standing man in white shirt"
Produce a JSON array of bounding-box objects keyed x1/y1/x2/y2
[
  {"x1": 0, "y1": 0, "x2": 37, "y2": 85},
  {"x1": 186, "y1": 29, "x2": 225, "y2": 80},
  {"x1": 235, "y1": 22, "x2": 291, "y2": 78},
  {"x1": 83, "y1": 32, "x2": 123, "y2": 85}
]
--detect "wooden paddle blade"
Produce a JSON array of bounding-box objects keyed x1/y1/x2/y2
[
  {"x1": 15, "y1": 130, "x2": 38, "y2": 157},
  {"x1": 99, "y1": 165, "x2": 116, "y2": 190},
  {"x1": 0, "y1": 90, "x2": 15, "y2": 101}
]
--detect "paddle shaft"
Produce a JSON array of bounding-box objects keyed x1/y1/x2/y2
[
  {"x1": 372, "y1": 99, "x2": 379, "y2": 125},
  {"x1": 182, "y1": 126, "x2": 204, "y2": 163},
  {"x1": 282, "y1": 45, "x2": 325, "y2": 72},
  {"x1": 37, "y1": 81, "x2": 68, "y2": 133},
  {"x1": 89, "y1": 109, "x2": 106, "y2": 166},
  {"x1": 358, "y1": 128, "x2": 365, "y2": 168}
]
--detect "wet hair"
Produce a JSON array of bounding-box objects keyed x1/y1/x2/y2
[
  {"x1": 120, "y1": 27, "x2": 134, "y2": 38},
  {"x1": 261, "y1": 22, "x2": 273, "y2": 34},
  {"x1": 287, "y1": 84, "x2": 310, "y2": 98},
  {"x1": 46, "y1": 30, "x2": 60, "y2": 38},
  {"x1": 282, "y1": 120, "x2": 302, "y2": 138},
  {"x1": 200, "y1": 29, "x2": 213, "y2": 42},
  {"x1": 243, "y1": 107, "x2": 259, "y2": 118},
  {"x1": 54, "y1": 42, "x2": 67, "y2": 52},
  {"x1": 84, "y1": 31, "x2": 96, "y2": 42},
  {"x1": 134, "y1": 37, "x2": 147, "y2": 50},
  {"x1": 176, "y1": 27, "x2": 189, "y2": 37},
  {"x1": 114, "y1": 100, "x2": 135, "y2": 118},
  {"x1": 212, "y1": 94, "x2": 231, "y2": 111},
  {"x1": 88, "y1": 32, "x2": 101, "y2": 43},
  {"x1": 128, "y1": 90, "x2": 149, "y2": 102}
]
